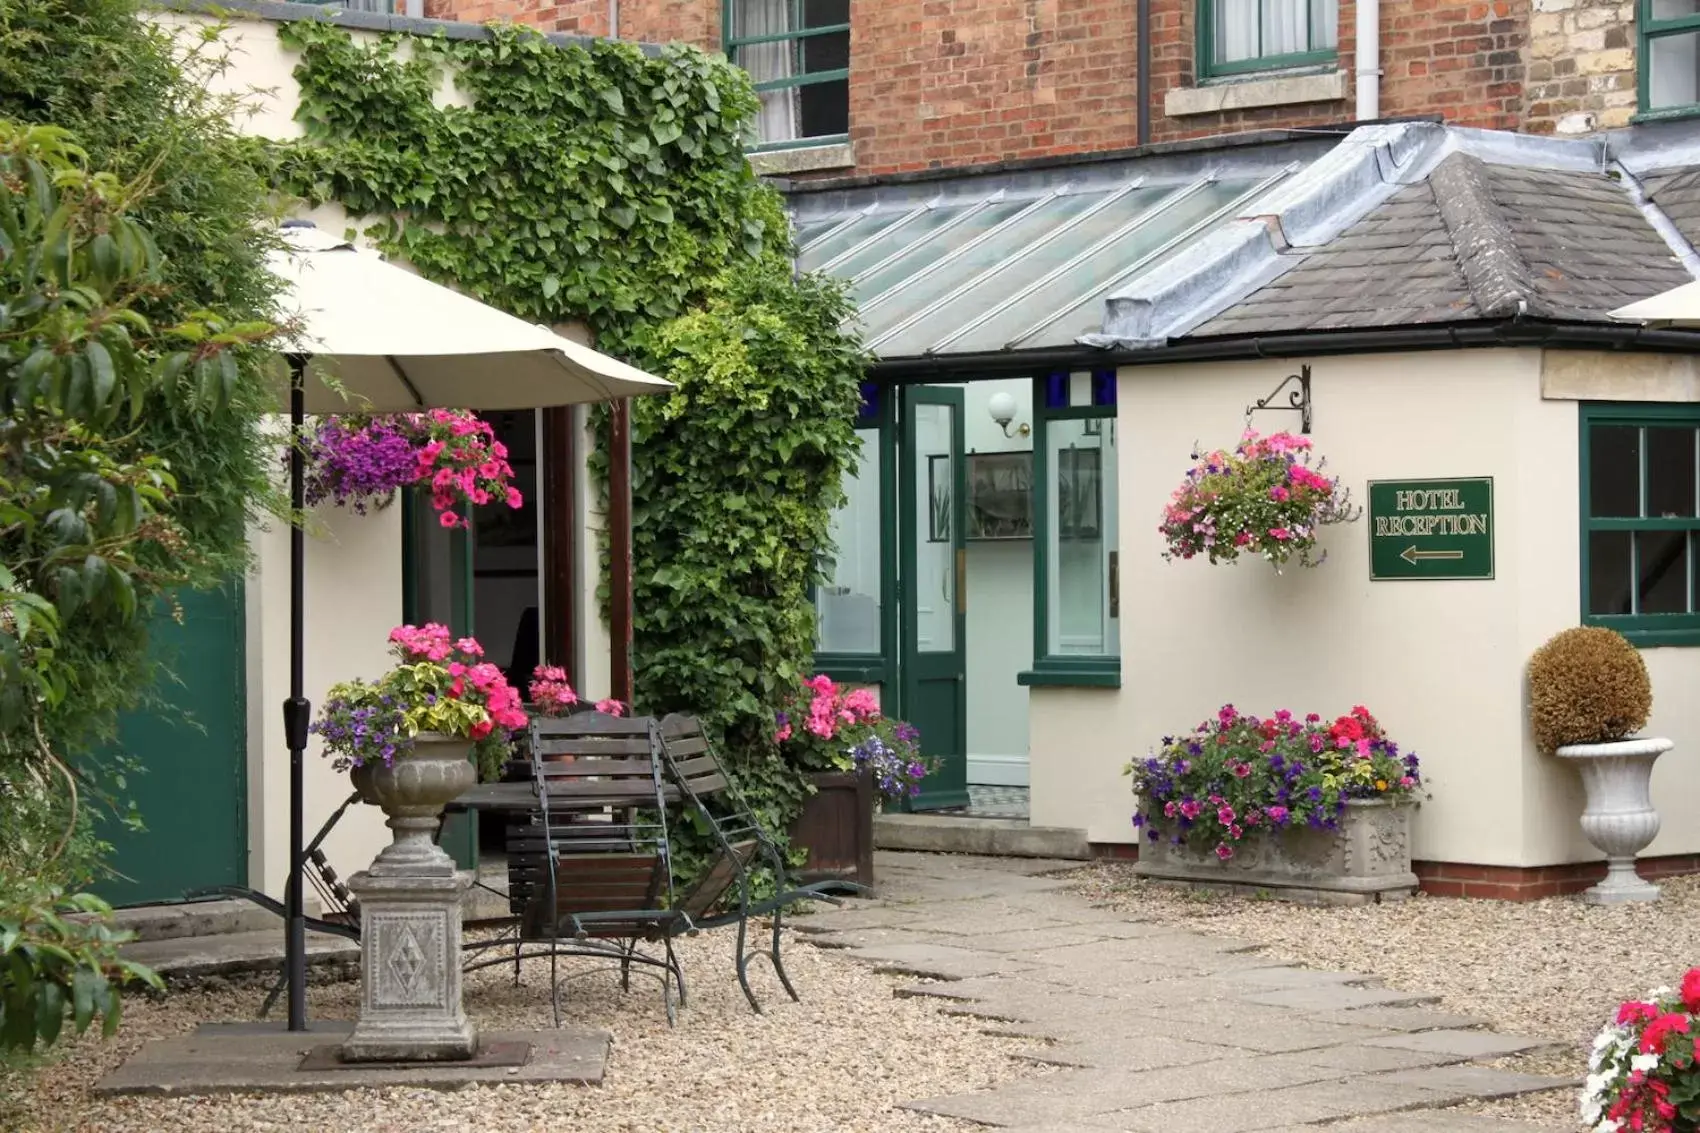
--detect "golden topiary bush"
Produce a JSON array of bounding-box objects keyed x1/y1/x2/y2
[{"x1": 1527, "y1": 626, "x2": 1651, "y2": 754}]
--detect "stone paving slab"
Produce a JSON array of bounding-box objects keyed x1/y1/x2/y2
[
  {"x1": 1363, "y1": 1029, "x2": 1563, "y2": 1059},
  {"x1": 1374, "y1": 1063, "x2": 1578, "y2": 1101},
  {"x1": 1269, "y1": 1114, "x2": 1577, "y2": 1132},
  {"x1": 842, "y1": 941, "x2": 1044, "y2": 981},
  {"x1": 1239, "y1": 984, "x2": 1443, "y2": 1012},
  {"x1": 1084, "y1": 1077, "x2": 1449, "y2": 1132},
  {"x1": 1227, "y1": 965, "x2": 1385, "y2": 990},
  {"x1": 904, "y1": 1053, "x2": 1358, "y2": 1127},
  {"x1": 93, "y1": 1025, "x2": 610, "y2": 1096},
  {"x1": 1311, "y1": 1005, "x2": 1490, "y2": 1032},
  {"x1": 1006, "y1": 1033, "x2": 1242, "y2": 1071},
  {"x1": 1288, "y1": 1042, "x2": 1484, "y2": 1074}
]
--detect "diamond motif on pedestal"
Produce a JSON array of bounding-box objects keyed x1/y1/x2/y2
[{"x1": 388, "y1": 923, "x2": 426, "y2": 995}]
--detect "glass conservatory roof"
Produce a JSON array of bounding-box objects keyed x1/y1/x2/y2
[{"x1": 789, "y1": 143, "x2": 1322, "y2": 362}]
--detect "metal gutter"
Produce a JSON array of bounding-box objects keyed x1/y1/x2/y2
[{"x1": 866, "y1": 318, "x2": 1700, "y2": 380}]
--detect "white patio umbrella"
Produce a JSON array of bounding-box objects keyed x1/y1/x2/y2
[
  {"x1": 266, "y1": 221, "x2": 671, "y2": 1031},
  {"x1": 1610, "y1": 280, "x2": 1700, "y2": 326}
]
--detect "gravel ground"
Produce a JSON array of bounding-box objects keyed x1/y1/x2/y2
[
  {"x1": 5, "y1": 928, "x2": 1034, "y2": 1133},
  {"x1": 1070, "y1": 864, "x2": 1700, "y2": 1131}
]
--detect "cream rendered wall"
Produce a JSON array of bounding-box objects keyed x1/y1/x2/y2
[
  {"x1": 246, "y1": 504, "x2": 402, "y2": 899},
  {"x1": 1028, "y1": 347, "x2": 1700, "y2": 867}
]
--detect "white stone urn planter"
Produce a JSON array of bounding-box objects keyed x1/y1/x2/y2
[
  {"x1": 1554, "y1": 736, "x2": 1672, "y2": 905},
  {"x1": 1133, "y1": 798, "x2": 1418, "y2": 906},
  {"x1": 343, "y1": 733, "x2": 479, "y2": 1062}
]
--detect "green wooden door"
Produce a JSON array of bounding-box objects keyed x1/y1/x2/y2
[
  {"x1": 900, "y1": 386, "x2": 970, "y2": 811},
  {"x1": 95, "y1": 584, "x2": 247, "y2": 907}
]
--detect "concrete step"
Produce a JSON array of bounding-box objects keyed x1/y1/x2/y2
[
  {"x1": 874, "y1": 814, "x2": 1090, "y2": 860},
  {"x1": 106, "y1": 899, "x2": 285, "y2": 943},
  {"x1": 121, "y1": 928, "x2": 360, "y2": 982}
]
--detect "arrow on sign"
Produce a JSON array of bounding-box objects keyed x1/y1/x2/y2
[{"x1": 1400, "y1": 546, "x2": 1465, "y2": 565}]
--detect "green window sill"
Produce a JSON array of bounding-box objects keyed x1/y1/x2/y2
[
  {"x1": 1631, "y1": 106, "x2": 1700, "y2": 125},
  {"x1": 1017, "y1": 660, "x2": 1121, "y2": 689},
  {"x1": 1582, "y1": 618, "x2": 1700, "y2": 649}
]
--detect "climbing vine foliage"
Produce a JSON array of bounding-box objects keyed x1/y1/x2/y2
[{"x1": 277, "y1": 21, "x2": 867, "y2": 838}]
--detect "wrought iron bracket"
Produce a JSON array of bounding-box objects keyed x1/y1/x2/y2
[{"x1": 1245, "y1": 364, "x2": 1313, "y2": 434}]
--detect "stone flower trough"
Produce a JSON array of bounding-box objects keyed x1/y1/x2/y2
[{"x1": 1133, "y1": 798, "x2": 1419, "y2": 906}]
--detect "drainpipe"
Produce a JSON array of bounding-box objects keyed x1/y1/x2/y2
[
  {"x1": 609, "y1": 0, "x2": 618, "y2": 37},
  {"x1": 1137, "y1": 0, "x2": 1151, "y2": 145},
  {"x1": 1355, "y1": 0, "x2": 1381, "y2": 121}
]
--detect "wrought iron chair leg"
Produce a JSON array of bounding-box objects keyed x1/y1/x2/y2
[
  {"x1": 768, "y1": 913, "x2": 799, "y2": 1003},
  {"x1": 512, "y1": 936, "x2": 523, "y2": 987},
  {"x1": 733, "y1": 914, "x2": 763, "y2": 1014},
  {"x1": 549, "y1": 936, "x2": 561, "y2": 1028},
  {"x1": 672, "y1": 940, "x2": 689, "y2": 1008},
  {"x1": 620, "y1": 939, "x2": 634, "y2": 993},
  {"x1": 662, "y1": 937, "x2": 681, "y2": 1027}
]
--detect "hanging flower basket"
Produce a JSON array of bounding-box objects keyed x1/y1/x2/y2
[
  {"x1": 1159, "y1": 430, "x2": 1357, "y2": 569},
  {"x1": 297, "y1": 409, "x2": 522, "y2": 530}
]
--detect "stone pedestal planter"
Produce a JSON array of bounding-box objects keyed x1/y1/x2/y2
[
  {"x1": 343, "y1": 734, "x2": 478, "y2": 1062},
  {"x1": 1133, "y1": 798, "x2": 1418, "y2": 906},
  {"x1": 1554, "y1": 737, "x2": 1672, "y2": 905}
]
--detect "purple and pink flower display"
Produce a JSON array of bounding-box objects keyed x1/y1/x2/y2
[
  {"x1": 775, "y1": 675, "x2": 929, "y2": 803},
  {"x1": 1159, "y1": 429, "x2": 1355, "y2": 569},
  {"x1": 1127, "y1": 704, "x2": 1422, "y2": 861},
  {"x1": 299, "y1": 409, "x2": 521, "y2": 530}
]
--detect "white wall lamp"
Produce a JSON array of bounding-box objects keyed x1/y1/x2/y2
[{"x1": 987, "y1": 391, "x2": 1031, "y2": 439}]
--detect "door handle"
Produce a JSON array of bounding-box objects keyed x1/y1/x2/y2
[
  {"x1": 956, "y1": 548, "x2": 967, "y2": 614},
  {"x1": 1109, "y1": 550, "x2": 1120, "y2": 619}
]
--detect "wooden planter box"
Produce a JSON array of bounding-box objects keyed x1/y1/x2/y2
[
  {"x1": 1133, "y1": 798, "x2": 1418, "y2": 906},
  {"x1": 787, "y1": 769, "x2": 874, "y2": 888}
]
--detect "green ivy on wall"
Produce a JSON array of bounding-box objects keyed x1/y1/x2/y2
[{"x1": 274, "y1": 20, "x2": 867, "y2": 845}]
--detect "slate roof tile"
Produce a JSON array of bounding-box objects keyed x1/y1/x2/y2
[{"x1": 1191, "y1": 152, "x2": 1694, "y2": 340}]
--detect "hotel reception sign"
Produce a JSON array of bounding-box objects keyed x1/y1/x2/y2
[{"x1": 1367, "y1": 477, "x2": 1494, "y2": 581}]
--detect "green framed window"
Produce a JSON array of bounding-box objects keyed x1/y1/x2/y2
[
  {"x1": 1581, "y1": 403, "x2": 1700, "y2": 646},
  {"x1": 814, "y1": 382, "x2": 896, "y2": 685},
  {"x1": 1197, "y1": 0, "x2": 1338, "y2": 78},
  {"x1": 1019, "y1": 370, "x2": 1121, "y2": 689},
  {"x1": 1641, "y1": 0, "x2": 1700, "y2": 117},
  {"x1": 723, "y1": 0, "x2": 850, "y2": 149}
]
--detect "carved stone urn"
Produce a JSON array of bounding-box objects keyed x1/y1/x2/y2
[
  {"x1": 342, "y1": 733, "x2": 478, "y2": 1062},
  {"x1": 1554, "y1": 737, "x2": 1671, "y2": 905}
]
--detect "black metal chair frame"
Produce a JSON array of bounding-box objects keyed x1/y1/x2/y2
[
  {"x1": 461, "y1": 713, "x2": 691, "y2": 1026},
  {"x1": 652, "y1": 714, "x2": 867, "y2": 1013},
  {"x1": 187, "y1": 789, "x2": 363, "y2": 1019}
]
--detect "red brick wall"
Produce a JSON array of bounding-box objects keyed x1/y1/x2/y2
[{"x1": 418, "y1": 0, "x2": 1531, "y2": 175}]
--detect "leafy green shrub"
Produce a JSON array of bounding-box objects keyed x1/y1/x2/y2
[
  {"x1": 0, "y1": 121, "x2": 272, "y2": 876},
  {"x1": 0, "y1": 0, "x2": 281, "y2": 881},
  {"x1": 1528, "y1": 626, "x2": 1652, "y2": 754},
  {"x1": 0, "y1": 876, "x2": 160, "y2": 1053}
]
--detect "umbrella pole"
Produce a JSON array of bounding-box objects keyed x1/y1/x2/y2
[{"x1": 285, "y1": 355, "x2": 310, "y2": 1032}]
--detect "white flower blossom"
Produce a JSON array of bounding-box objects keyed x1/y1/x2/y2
[{"x1": 1631, "y1": 1053, "x2": 1661, "y2": 1074}]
